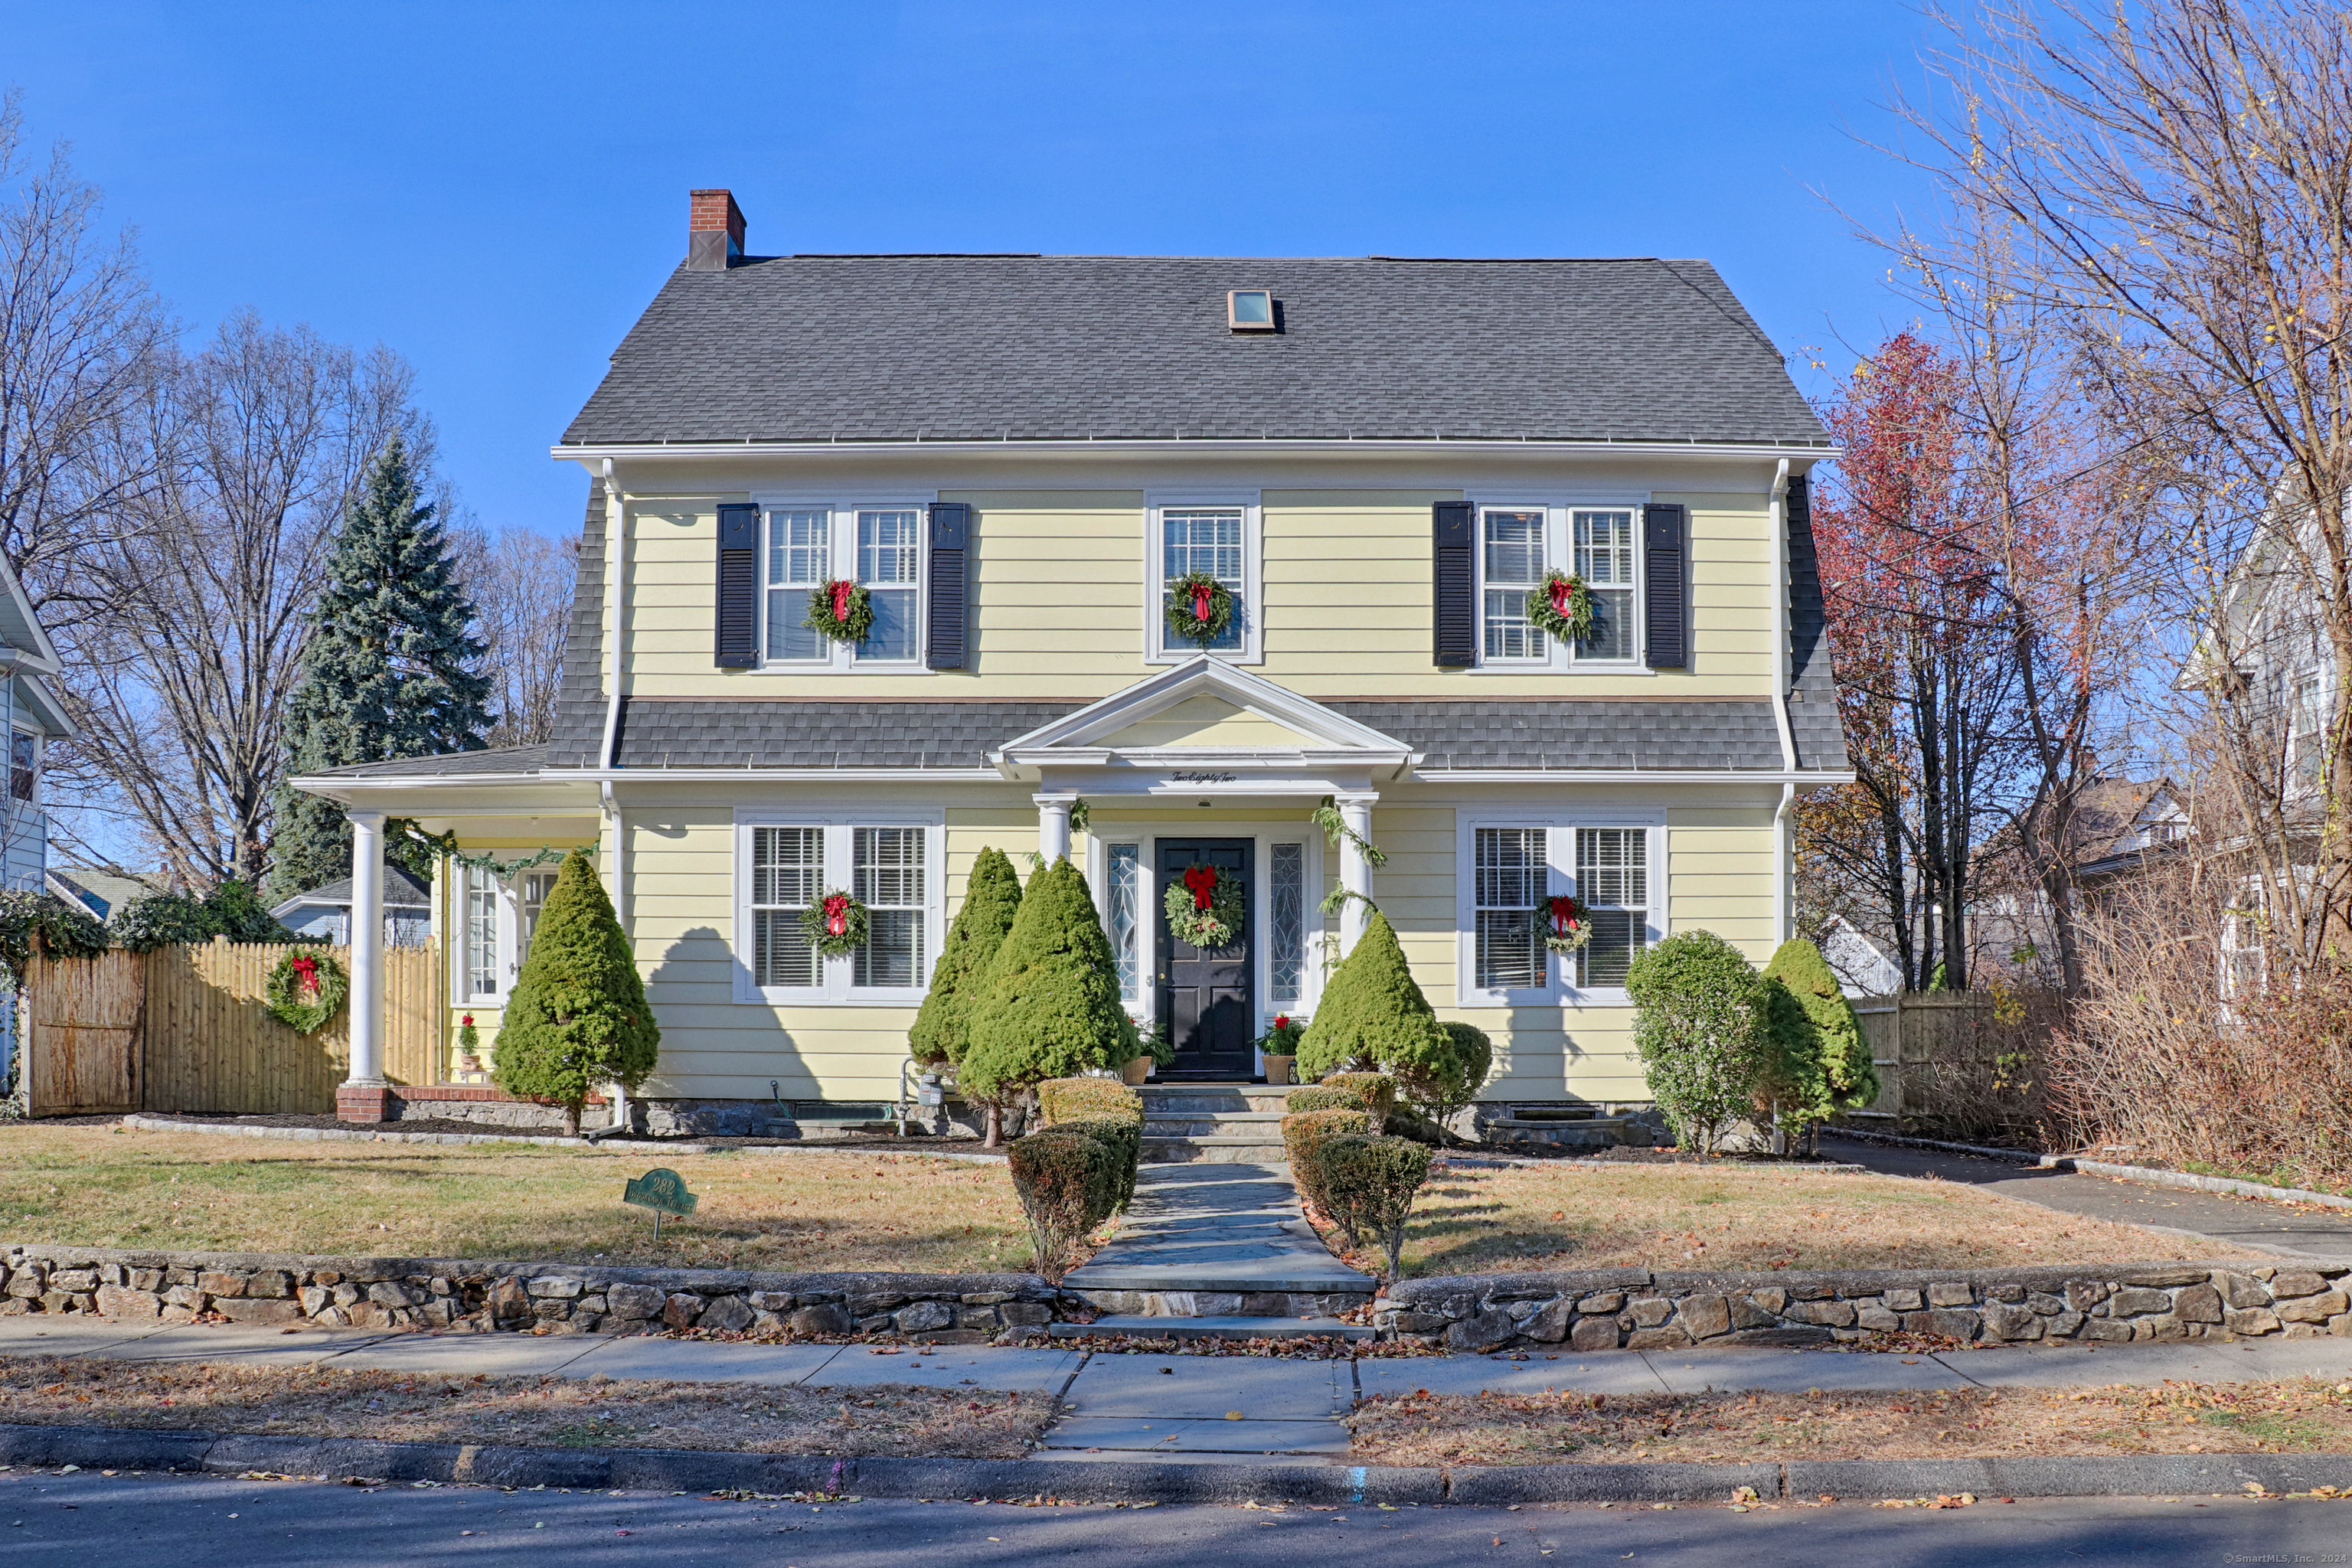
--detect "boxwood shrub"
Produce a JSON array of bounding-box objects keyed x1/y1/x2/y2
[
  {"x1": 1280, "y1": 1106, "x2": 1377, "y2": 1229},
  {"x1": 1315, "y1": 1132, "x2": 1432, "y2": 1280},
  {"x1": 1007, "y1": 1125, "x2": 1121, "y2": 1282},
  {"x1": 1320, "y1": 1071, "x2": 1397, "y2": 1122}
]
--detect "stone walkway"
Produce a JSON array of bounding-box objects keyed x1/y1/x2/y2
[{"x1": 1060, "y1": 1162, "x2": 1375, "y2": 1319}]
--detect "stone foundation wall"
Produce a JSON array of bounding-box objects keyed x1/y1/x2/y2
[
  {"x1": 1380, "y1": 1261, "x2": 2352, "y2": 1352},
  {"x1": 0, "y1": 1246, "x2": 1069, "y2": 1344}
]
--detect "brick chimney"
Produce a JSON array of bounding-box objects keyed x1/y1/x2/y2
[{"x1": 687, "y1": 188, "x2": 746, "y2": 271}]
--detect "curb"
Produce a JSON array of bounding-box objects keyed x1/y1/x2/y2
[
  {"x1": 1828, "y1": 1127, "x2": 2352, "y2": 1215},
  {"x1": 116, "y1": 1116, "x2": 1008, "y2": 1164},
  {"x1": 8, "y1": 1422, "x2": 2351, "y2": 1504}
]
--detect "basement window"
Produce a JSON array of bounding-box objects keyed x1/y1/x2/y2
[{"x1": 1227, "y1": 289, "x2": 1275, "y2": 332}]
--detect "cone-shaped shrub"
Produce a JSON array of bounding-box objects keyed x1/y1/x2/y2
[
  {"x1": 1008, "y1": 1125, "x2": 1120, "y2": 1282},
  {"x1": 1294, "y1": 910, "x2": 1452, "y2": 1084},
  {"x1": 1315, "y1": 1132, "x2": 1433, "y2": 1280},
  {"x1": 961, "y1": 858, "x2": 1138, "y2": 1101},
  {"x1": 492, "y1": 850, "x2": 658, "y2": 1135},
  {"x1": 1764, "y1": 936, "x2": 1877, "y2": 1110},
  {"x1": 908, "y1": 846, "x2": 1023, "y2": 1067},
  {"x1": 1626, "y1": 929, "x2": 1768, "y2": 1155}
]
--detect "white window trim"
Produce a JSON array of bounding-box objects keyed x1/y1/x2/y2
[
  {"x1": 749, "y1": 495, "x2": 934, "y2": 674},
  {"x1": 1084, "y1": 822, "x2": 1324, "y2": 1063},
  {"x1": 1453, "y1": 811, "x2": 1668, "y2": 1008},
  {"x1": 733, "y1": 809, "x2": 945, "y2": 1006},
  {"x1": 450, "y1": 865, "x2": 518, "y2": 1007},
  {"x1": 1466, "y1": 494, "x2": 1652, "y2": 675},
  {"x1": 1143, "y1": 491, "x2": 1263, "y2": 665}
]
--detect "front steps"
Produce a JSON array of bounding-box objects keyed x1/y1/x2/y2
[{"x1": 1139, "y1": 1084, "x2": 1291, "y2": 1163}]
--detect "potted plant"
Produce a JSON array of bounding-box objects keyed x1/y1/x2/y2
[
  {"x1": 1125, "y1": 1019, "x2": 1176, "y2": 1084},
  {"x1": 456, "y1": 1013, "x2": 483, "y2": 1076},
  {"x1": 1256, "y1": 1014, "x2": 1305, "y2": 1085}
]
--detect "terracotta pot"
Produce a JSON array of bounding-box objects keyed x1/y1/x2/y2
[
  {"x1": 1263, "y1": 1054, "x2": 1295, "y2": 1086},
  {"x1": 1122, "y1": 1056, "x2": 1152, "y2": 1086}
]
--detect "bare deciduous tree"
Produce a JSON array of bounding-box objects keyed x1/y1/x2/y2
[
  {"x1": 452, "y1": 523, "x2": 576, "y2": 748},
  {"x1": 50, "y1": 313, "x2": 427, "y2": 889},
  {"x1": 0, "y1": 87, "x2": 170, "y2": 632}
]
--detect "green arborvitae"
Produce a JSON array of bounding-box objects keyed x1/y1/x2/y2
[
  {"x1": 490, "y1": 850, "x2": 658, "y2": 1135},
  {"x1": 907, "y1": 845, "x2": 1023, "y2": 1067},
  {"x1": 266, "y1": 438, "x2": 492, "y2": 902},
  {"x1": 960, "y1": 858, "x2": 1138, "y2": 1102},
  {"x1": 1626, "y1": 929, "x2": 1769, "y2": 1155},
  {"x1": 1294, "y1": 908, "x2": 1452, "y2": 1085},
  {"x1": 1763, "y1": 936, "x2": 1877, "y2": 1110}
]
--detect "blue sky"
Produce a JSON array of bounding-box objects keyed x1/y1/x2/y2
[{"x1": 3, "y1": 0, "x2": 1940, "y2": 534}]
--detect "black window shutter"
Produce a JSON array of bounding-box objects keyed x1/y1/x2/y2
[
  {"x1": 926, "y1": 502, "x2": 970, "y2": 669},
  {"x1": 1432, "y1": 501, "x2": 1476, "y2": 667},
  {"x1": 714, "y1": 503, "x2": 760, "y2": 668},
  {"x1": 1643, "y1": 502, "x2": 1689, "y2": 669}
]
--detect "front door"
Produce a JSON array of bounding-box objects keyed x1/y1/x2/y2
[{"x1": 1156, "y1": 838, "x2": 1254, "y2": 1079}]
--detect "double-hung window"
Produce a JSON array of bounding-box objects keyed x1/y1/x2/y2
[
  {"x1": 738, "y1": 815, "x2": 942, "y2": 1003},
  {"x1": 2291, "y1": 668, "x2": 2327, "y2": 791},
  {"x1": 1474, "y1": 501, "x2": 1645, "y2": 668},
  {"x1": 760, "y1": 502, "x2": 926, "y2": 668},
  {"x1": 1458, "y1": 818, "x2": 1663, "y2": 1004},
  {"x1": 1148, "y1": 497, "x2": 1259, "y2": 662}
]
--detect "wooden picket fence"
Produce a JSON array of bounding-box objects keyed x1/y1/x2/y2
[{"x1": 21, "y1": 939, "x2": 441, "y2": 1117}]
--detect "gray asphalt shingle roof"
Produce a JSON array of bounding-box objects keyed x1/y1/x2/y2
[{"x1": 562, "y1": 255, "x2": 1829, "y2": 449}]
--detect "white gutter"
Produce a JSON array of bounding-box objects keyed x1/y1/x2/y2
[
  {"x1": 554, "y1": 437, "x2": 1842, "y2": 465},
  {"x1": 1769, "y1": 458, "x2": 1798, "y2": 945},
  {"x1": 1416, "y1": 768, "x2": 1854, "y2": 786}
]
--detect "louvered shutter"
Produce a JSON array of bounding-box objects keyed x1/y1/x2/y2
[
  {"x1": 926, "y1": 501, "x2": 970, "y2": 669},
  {"x1": 714, "y1": 502, "x2": 760, "y2": 668},
  {"x1": 1432, "y1": 500, "x2": 1476, "y2": 667},
  {"x1": 1643, "y1": 502, "x2": 1688, "y2": 669}
]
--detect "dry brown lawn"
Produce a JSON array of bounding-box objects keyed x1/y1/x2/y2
[
  {"x1": 1348, "y1": 1378, "x2": 2352, "y2": 1467},
  {"x1": 1327, "y1": 1160, "x2": 2268, "y2": 1278},
  {"x1": 0, "y1": 1125, "x2": 1035, "y2": 1273},
  {"x1": 0, "y1": 1353, "x2": 1048, "y2": 1458}
]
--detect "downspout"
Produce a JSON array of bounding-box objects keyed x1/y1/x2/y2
[
  {"x1": 599, "y1": 458, "x2": 631, "y2": 1134},
  {"x1": 1769, "y1": 459, "x2": 1798, "y2": 947}
]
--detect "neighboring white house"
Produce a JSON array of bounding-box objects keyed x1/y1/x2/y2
[
  {"x1": 1818, "y1": 913, "x2": 1902, "y2": 998},
  {"x1": 269, "y1": 864, "x2": 433, "y2": 948}
]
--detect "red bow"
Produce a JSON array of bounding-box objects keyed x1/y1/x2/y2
[
  {"x1": 1548, "y1": 896, "x2": 1581, "y2": 936},
  {"x1": 1191, "y1": 583, "x2": 1214, "y2": 623},
  {"x1": 290, "y1": 955, "x2": 320, "y2": 995},
  {"x1": 1549, "y1": 577, "x2": 1574, "y2": 616},
  {"x1": 1184, "y1": 865, "x2": 1218, "y2": 910},
  {"x1": 831, "y1": 580, "x2": 854, "y2": 622},
  {"x1": 823, "y1": 893, "x2": 851, "y2": 936}
]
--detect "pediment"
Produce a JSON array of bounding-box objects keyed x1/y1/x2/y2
[{"x1": 994, "y1": 656, "x2": 1413, "y2": 765}]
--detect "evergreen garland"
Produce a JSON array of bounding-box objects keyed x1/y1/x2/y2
[
  {"x1": 799, "y1": 890, "x2": 871, "y2": 958},
  {"x1": 1164, "y1": 863, "x2": 1244, "y2": 948},
  {"x1": 1525, "y1": 570, "x2": 1595, "y2": 644},
  {"x1": 1539, "y1": 893, "x2": 1594, "y2": 953},
  {"x1": 266, "y1": 438, "x2": 491, "y2": 902}
]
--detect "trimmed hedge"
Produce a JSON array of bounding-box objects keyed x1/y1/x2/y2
[
  {"x1": 1315, "y1": 1132, "x2": 1432, "y2": 1280},
  {"x1": 1284, "y1": 1084, "x2": 1366, "y2": 1116},
  {"x1": 1321, "y1": 1071, "x2": 1397, "y2": 1123},
  {"x1": 1060, "y1": 1116, "x2": 1142, "y2": 1214},
  {"x1": 1281, "y1": 1106, "x2": 1377, "y2": 1226},
  {"x1": 1038, "y1": 1076, "x2": 1144, "y2": 1128},
  {"x1": 1008, "y1": 1125, "x2": 1121, "y2": 1282}
]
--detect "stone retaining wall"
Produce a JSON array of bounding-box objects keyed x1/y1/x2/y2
[
  {"x1": 0, "y1": 1246, "x2": 1070, "y2": 1344},
  {"x1": 1379, "y1": 1261, "x2": 2352, "y2": 1351}
]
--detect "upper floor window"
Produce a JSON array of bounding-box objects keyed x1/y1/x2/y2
[
  {"x1": 1475, "y1": 502, "x2": 1644, "y2": 668},
  {"x1": 761, "y1": 504, "x2": 925, "y2": 668},
  {"x1": 1148, "y1": 497, "x2": 1261, "y2": 662},
  {"x1": 8, "y1": 731, "x2": 34, "y2": 803}
]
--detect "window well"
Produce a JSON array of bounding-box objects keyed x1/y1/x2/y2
[{"x1": 1227, "y1": 289, "x2": 1276, "y2": 331}]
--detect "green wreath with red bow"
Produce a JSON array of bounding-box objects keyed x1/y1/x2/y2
[
  {"x1": 800, "y1": 890, "x2": 871, "y2": 958},
  {"x1": 804, "y1": 579, "x2": 875, "y2": 644},
  {"x1": 1526, "y1": 570, "x2": 1595, "y2": 645},
  {"x1": 1165, "y1": 863, "x2": 1245, "y2": 949},
  {"x1": 1163, "y1": 571, "x2": 1236, "y2": 650},
  {"x1": 265, "y1": 945, "x2": 349, "y2": 1034},
  {"x1": 1538, "y1": 893, "x2": 1594, "y2": 954}
]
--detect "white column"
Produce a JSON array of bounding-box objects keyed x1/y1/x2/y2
[
  {"x1": 1035, "y1": 795, "x2": 1073, "y2": 865},
  {"x1": 346, "y1": 810, "x2": 386, "y2": 1085},
  {"x1": 1337, "y1": 793, "x2": 1377, "y2": 955}
]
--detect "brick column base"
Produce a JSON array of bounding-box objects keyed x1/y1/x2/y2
[{"x1": 335, "y1": 1083, "x2": 392, "y2": 1124}]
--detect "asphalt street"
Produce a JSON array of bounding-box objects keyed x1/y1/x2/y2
[
  {"x1": 1824, "y1": 1132, "x2": 2352, "y2": 1257},
  {"x1": 5, "y1": 1467, "x2": 2347, "y2": 1566}
]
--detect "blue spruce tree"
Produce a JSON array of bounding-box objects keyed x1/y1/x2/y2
[{"x1": 266, "y1": 438, "x2": 491, "y2": 900}]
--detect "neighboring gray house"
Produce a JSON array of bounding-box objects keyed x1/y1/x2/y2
[
  {"x1": 47, "y1": 867, "x2": 168, "y2": 923},
  {"x1": 270, "y1": 864, "x2": 433, "y2": 948}
]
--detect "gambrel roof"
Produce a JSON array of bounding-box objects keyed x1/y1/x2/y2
[{"x1": 561, "y1": 255, "x2": 1828, "y2": 449}]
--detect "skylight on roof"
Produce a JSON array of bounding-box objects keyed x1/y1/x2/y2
[{"x1": 1227, "y1": 289, "x2": 1275, "y2": 332}]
